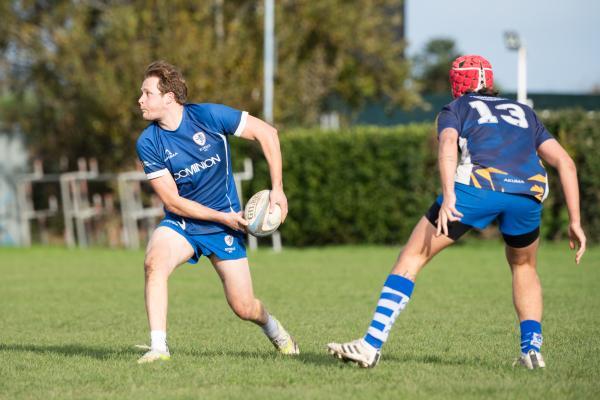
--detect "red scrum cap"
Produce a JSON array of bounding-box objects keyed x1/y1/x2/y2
[{"x1": 449, "y1": 55, "x2": 494, "y2": 98}]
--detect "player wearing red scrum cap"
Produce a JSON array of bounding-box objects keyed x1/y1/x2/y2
[
  {"x1": 449, "y1": 54, "x2": 494, "y2": 98},
  {"x1": 327, "y1": 55, "x2": 586, "y2": 369}
]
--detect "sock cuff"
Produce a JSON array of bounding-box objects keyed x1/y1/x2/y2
[
  {"x1": 384, "y1": 274, "x2": 415, "y2": 297},
  {"x1": 261, "y1": 314, "x2": 280, "y2": 338},
  {"x1": 150, "y1": 330, "x2": 168, "y2": 352},
  {"x1": 520, "y1": 320, "x2": 542, "y2": 334}
]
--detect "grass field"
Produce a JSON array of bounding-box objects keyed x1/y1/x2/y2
[{"x1": 0, "y1": 242, "x2": 599, "y2": 399}]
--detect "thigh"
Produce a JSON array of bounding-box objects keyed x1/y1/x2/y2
[
  {"x1": 210, "y1": 256, "x2": 255, "y2": 303},
  {"x1": 498, "y1": 194, "x2": 542, "y2": 236},
  {"x1": 145, "y1": 226, "x2": 195, "y2": 273}
]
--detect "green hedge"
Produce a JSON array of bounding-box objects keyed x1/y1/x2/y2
[
  {"x1": 232, "y1": 110, "x2": 599, "y2": 246},
  {"x1": 539, "y1": 110, "x2": 600, "y2": 243}
]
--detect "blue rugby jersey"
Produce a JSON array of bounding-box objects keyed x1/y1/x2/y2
[
  {"x1": 136, "y1": 103, "x2": 248, "y2": 234},
  {"x1": 436, "y1": 93, "x2": 553, "y2": 201}
]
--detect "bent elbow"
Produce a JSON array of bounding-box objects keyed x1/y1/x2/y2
[
  {"x1": 162, "y1": 198, "x2": 180, "y2": 214},
  {"x1": 559, "y1": 156, "x2": 577, "y2": 173},
  {"x1": 269, "y1": 127, "x2": 279, "y2": 140},
  {"x1": 164, "y1": 203, "x2": 177, "y2": 214}
]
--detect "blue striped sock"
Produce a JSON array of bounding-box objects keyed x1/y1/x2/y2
[
  {"x1": 364, "y1": 274, "x2": 414, "y2": 350},
  {"x1": 520, "y1": 320, "x2": 542, "y2": 353}
]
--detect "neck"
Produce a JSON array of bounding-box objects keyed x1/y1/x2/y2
[{"x1": 158, "y1": 104, "x2": 184, "y2": 131}]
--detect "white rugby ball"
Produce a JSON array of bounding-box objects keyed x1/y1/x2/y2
[{"x1": 244, "y1": 190, "x2": 282, "y2": 237}]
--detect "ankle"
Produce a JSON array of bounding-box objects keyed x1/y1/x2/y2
[{"x1": 150, "y1": 330, "x2": 168, "y2": 352}]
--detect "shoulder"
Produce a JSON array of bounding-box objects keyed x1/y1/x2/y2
[
  {"x1": 186, "y1": 103, "x2": 236, "y2": 119},
  {"x1": 437, "y1": 98, "x2": 461, "y2": 119},
  {"x1": 441, "y1": 96, "x2": 465, "y2": 111},
  {"x1": 136, "y1": 123, "x2": 159, "y2": 148},
  {"x1": 186, "y1": 103, "x2": 210, "y2": 117},
  {"x1": 186, "y1": 103, "x2": 244, "y2": 135}
]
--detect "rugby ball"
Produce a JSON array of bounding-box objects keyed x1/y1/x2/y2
[{"x1": 244, "y1": 190, "x2": 281, "y2": 237}]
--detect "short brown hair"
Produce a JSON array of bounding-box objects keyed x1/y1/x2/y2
[{"x1": 144, "y1": 60, "x2": 188, "y2": 104}]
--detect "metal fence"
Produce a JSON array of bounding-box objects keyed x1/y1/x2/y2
[{"x1": 1, "y1": 151, "x2": 281, "y2": 251}]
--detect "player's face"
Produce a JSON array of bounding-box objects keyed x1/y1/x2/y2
[{"x1": 138, "y1": 77, "x2": 167, "y2": 121}]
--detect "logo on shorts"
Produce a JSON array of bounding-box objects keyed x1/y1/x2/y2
[
  {"x1": 224, "y1": 235, "x2": 234, "y2": 246},
  {"x1": 193, "y1": 132, "x2": 206, "y2": 146},
  {"x1": 163, "y1": 219, "x2": 185, "y2": 230}
]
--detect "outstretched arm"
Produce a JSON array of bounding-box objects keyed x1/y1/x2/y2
[
  {"x1": 437, "y1": 127, "x2": 464, "y2": 237},
  {"x1": 537, "y1": 138, "x2": 586, "y2": 264},
  {"x1": 149, "y1": 173, "x2": 247, "y2": 232},
  {"x1": 239, "y1": 115, "x2": 288, "y2": 222}
]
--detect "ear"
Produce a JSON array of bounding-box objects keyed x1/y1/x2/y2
[{"x1": 165, "y1": 92, "x2": 176, "y2": 105}]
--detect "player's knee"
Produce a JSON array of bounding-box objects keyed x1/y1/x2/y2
[
  {"x1": 144, "y1": 254, "x2": 166, "y2": 277},
  {"x1": 509, "y1": 260, "x2": 537, "y2": 272},
  {"x1": 506, "y1": 244, "x2": 539, "y2": 270},
  {"x1": 230, "y1": 298, "x2": 258, "y2": 321}
]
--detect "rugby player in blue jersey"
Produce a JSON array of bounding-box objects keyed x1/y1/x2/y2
[
  {"x1": 135, "y1": 61, "x2": 298, "y2": 363},
  {"x1": 328, "y1": 55, "x2": 586, "y2": 369}
]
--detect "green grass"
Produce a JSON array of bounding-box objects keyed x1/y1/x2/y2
[{"x1": 0, "y1": 242, "x2": 599, "y2": 399}]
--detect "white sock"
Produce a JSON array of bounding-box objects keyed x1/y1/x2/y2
[
  {"x1": 261, "y1": 315, "x2": 281, "y2": 340},
  {"x1": 150, "y1": 330, "x2": 168, "y2": 352}
]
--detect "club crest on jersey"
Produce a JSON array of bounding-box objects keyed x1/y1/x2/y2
[
  {"x1": 224, "y1": 235, "x2": 234, "y2": 246},
  {"x1": 193, "y1": 132, "x2": 206, "y2": 146}
]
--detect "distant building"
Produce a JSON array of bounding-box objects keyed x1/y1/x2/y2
[{"x1": 352, "y1": 93, "x2": 600, "y2": 126}]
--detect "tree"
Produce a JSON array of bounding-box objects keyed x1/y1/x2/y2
[
  {"x1": 412, "y1": 38, "x2": 460, "y2": 95},
  {"x1": 0, "y1": 0, "x2": 416, "y2": 171}
]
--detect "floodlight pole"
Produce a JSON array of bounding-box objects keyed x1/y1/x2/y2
[
  {"x1": 504, "y1": 31, "x2": 529, "y2": 106},
  {"x1": 261, "y1": 0, "x2": 282, "y2": 252},
  {"x1": 263, "y1": 0, "x2": 274, "y2": 124},
  {"x1": 517, "y1": 44, "x2": 527, "y2": 105}
]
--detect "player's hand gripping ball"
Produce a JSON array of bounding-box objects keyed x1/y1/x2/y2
[{"x1": 244, "y1": 190, "x2": 282, "y2": 237}]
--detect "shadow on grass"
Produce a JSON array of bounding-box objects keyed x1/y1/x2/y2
[
  {"x1": 0, "y1": 343, "x2": 485, "y2": 368},
  {"x1": 0, "y1": 343, "x2": 338, "y2": 366},
  {"x1": 384, "y1": 353, "x2": 476, "y2": 367},
  {"x1": 182, "y1": 348, "x2": 338, "y2": 366},
  {"x1": 0, "y1": 343, "x2": 138, "y2": 360},
  {"x1": 182, "y1": 348, "x2": 481, "y2": 368},
  {"x1": 294, "y1": 350, "x2": 488, "y2": 369}
]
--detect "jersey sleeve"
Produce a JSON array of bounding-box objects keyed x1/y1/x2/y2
[
  {"x1": 436, "y1": 104, "x2": 461, "y2": 137},
  {"x1": 205, "y1": 103, "x2": 248, "y2": 136},
  {"x1": 531, "y1": 111, "x2": 553, "y2": 148},
  {"x1": 136, "y1": 135, "x2": 168, "y2": 180}
]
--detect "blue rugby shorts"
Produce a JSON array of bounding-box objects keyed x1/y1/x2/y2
[
  {"x1": 426, "y1": 183, "x2": 542, "y2": 246},
  {"x1": 158, "y1": 217, "x2": 247, "y2": 264}
]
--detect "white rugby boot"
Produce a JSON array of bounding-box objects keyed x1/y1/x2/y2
[
  {"x1": 513, "y1": 349, "x2": 546, "y2": 370},
  {"x1": 269, "y1": 320, "x2": 300, "y2": 355},
  {"x1": 135, "y1": 345, "x2": 171, "y2": 364},
  {"x1": 327, "y1": 339, "x2": 381, "y2": 368}
]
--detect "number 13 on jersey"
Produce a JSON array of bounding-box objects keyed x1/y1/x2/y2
[{"x1": 469, "y1": 100, "x2": 529, "y2": 129}]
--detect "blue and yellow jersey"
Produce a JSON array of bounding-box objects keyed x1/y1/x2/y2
[
  {"x1": 436, "y1": 93, "x2": 553, "y2": 201},
  {"x1": 136, "y1": 103, "x2": 247, "y2": 234}
]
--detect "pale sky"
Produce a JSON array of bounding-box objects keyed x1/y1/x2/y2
[{"x1": 406, "y1": 0, "x2": 600, "y2": 94}]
